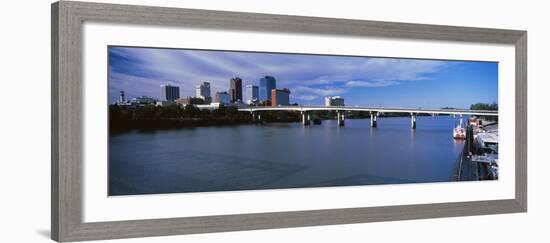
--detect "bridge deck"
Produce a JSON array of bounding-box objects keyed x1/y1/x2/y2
[{"x1": 237, "y1": 105, "x2": 498, "y2": 116}]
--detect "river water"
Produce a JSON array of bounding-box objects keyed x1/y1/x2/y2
[{"x1": 109, "y1": 116, "x2": 465, "y2": 196}]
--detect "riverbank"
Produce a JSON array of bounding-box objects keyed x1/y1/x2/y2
[{"x1": 109, "y1": 105, "x2": 303, "y2": 133}]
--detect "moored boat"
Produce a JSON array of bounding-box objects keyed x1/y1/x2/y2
[{"x1": 453, "y1": 126, "x2": 466, "y2": 139}]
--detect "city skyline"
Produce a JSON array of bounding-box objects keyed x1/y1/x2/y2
[{"x1": 108, "y1": 46, "x2": 498, "y2": 108}]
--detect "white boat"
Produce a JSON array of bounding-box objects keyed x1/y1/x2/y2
[
  {"x1": 453, "y1": 116, "x2": 466, "y2": 139},
  {"x1": 453, "y1": 126, "x2": 466, "y2": 139}
]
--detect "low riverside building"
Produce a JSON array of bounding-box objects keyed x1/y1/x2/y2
[
  {"x1": 271, "y1": 88, "x2": 291, "y2": 107},
  {"x1": 201, "y1": 96, "x2": 212, "y2": 104},
  {"x1": 175, "y1": 97, "x2": 205, "y2": 106},
  {"x1": 196, "y1": 102, "x2": 236, "y2": 110},
  {"x1": 325, "y1": 96, "x2": 345, "y2": 106},
  {"x1": 155, "y1": 100, "x2": 175, "y2": 107},
  {"x1": 131, "y1": 96, "x2": 156, "y2": 105},
  {"x1": 215, "y1": 91, "x2": 231, "y2": 105}
]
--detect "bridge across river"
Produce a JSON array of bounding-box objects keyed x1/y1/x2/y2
[{"x1": 238, "y1": 105, "x2": 498, "y2": 128}]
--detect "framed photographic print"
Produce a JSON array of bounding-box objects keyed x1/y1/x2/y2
[{"x1": 52, "y1": 1, "x2": 527, "y2": 242}]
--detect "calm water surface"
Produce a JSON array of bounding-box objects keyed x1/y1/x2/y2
[{"x1": 109, "y1": 116, "x2": 465, "y2": 195}]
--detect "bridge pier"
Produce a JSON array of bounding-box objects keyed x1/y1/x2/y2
[
  {"x1": 302, "y1": 112, "x2": 310, "y2": 125},
  {"x1": 337, "y1": 111, "x2": 345, "y2": 127},
  {"x1": 411, "y1": 113, "x2": 416, "y2": 129},
  {"x1": 370, "y1": 112, "x2": 377, "y2": 128}
]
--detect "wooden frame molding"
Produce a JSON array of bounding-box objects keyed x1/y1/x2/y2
[{"x1": 52, "y1": 1, "x2": 527, "y2": 242}]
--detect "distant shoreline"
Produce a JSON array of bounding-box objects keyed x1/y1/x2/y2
[
  {"x1": 109, "y1": 115, "x2": 461, "y2": 135},
  {"x1": 109, "y1": 104, "x2": 496, "y2": 134}
]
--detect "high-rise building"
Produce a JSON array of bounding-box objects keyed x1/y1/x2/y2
[
  {"x1": 259, "y1": 76, "x2": 276, "y2": 101},
  {"x1": 325, "y1": 96, "x2": 345, "y2": 106},
  {"x1": 160, "y1": 84, "x2": 180, "y2": 101},
  {"x1": 195, "y1": 82, "x2": 211, "y2": 100},
  {"x1": 245, "y1": 85, "x2": 259, "y2": 105},
  {"x1": 271, "y1": 88, "x2": 291, "y2": 107},
  {"x1": 229, "y1": 77, "x2": 243, "y2": 102},
  {"x1": 118, "y1": 91, "x2": 125, "y2": 103},
  {"x1": 215, "y1": 91, "x2": 231, "y2": 105}
]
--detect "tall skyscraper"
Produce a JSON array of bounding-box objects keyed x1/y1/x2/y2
[
  {"x1": 229, "y1": 77, "x2": 243, "y2": 102},
  {"x1": 259, "y1": 76, "x2": 276, "y2": 101},
  {"x1": 160, "y1": 84, "x2": 180, "y2": 101},
  {"x1": 271, "y1": 88, "x2": 291, "y2": 107},
  {"x1": 245, "y1": 85, "x2": 259, "y2": 105},
  {"x1": 196, "y1": 82, "x2": 211, "y2": 99}
]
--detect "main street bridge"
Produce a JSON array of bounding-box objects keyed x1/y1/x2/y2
[{"x1": 238, "y1": 105, "x2": 498, "y2": 128}]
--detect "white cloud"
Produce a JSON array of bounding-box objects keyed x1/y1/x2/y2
[
  {"x1": 359, "y1": 58, "x2": 447, "y2": 81},
  {"x1": 290, "y1": 86, "x2": 347, "y2": 101},
  {"x1": 345, "y1": 80, "x2": 399, "y2": 87},
  {"x1": 293, "y1": 86, "x2": 346, "y2": 96},
  {"x1": 292, "y1": 95, "x2": 318, "y2": 101}
]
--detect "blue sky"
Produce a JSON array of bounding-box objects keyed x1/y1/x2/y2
[{"x1": 108, "y1": 46, "x2": 498, "y2": 108}]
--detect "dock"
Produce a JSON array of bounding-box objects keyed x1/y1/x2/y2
[{"x1": 455, "y1": 117, "x2": 499, "y2": 181}]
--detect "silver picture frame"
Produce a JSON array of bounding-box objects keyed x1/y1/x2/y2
[{"x1": 51, "y1": 1, "x2": 527, "y2": 242}]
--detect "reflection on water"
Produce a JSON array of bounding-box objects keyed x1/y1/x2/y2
[{"x1": 109, "y1": 116, "x2": 465, "y2": 196}]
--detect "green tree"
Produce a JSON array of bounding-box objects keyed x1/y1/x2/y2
[
  {"x1": 184, "y1": 104, "x2": 200, "y2": 117},
  {"x1": 470, "y1": 102, "x2": 498, "y2": 110}
]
